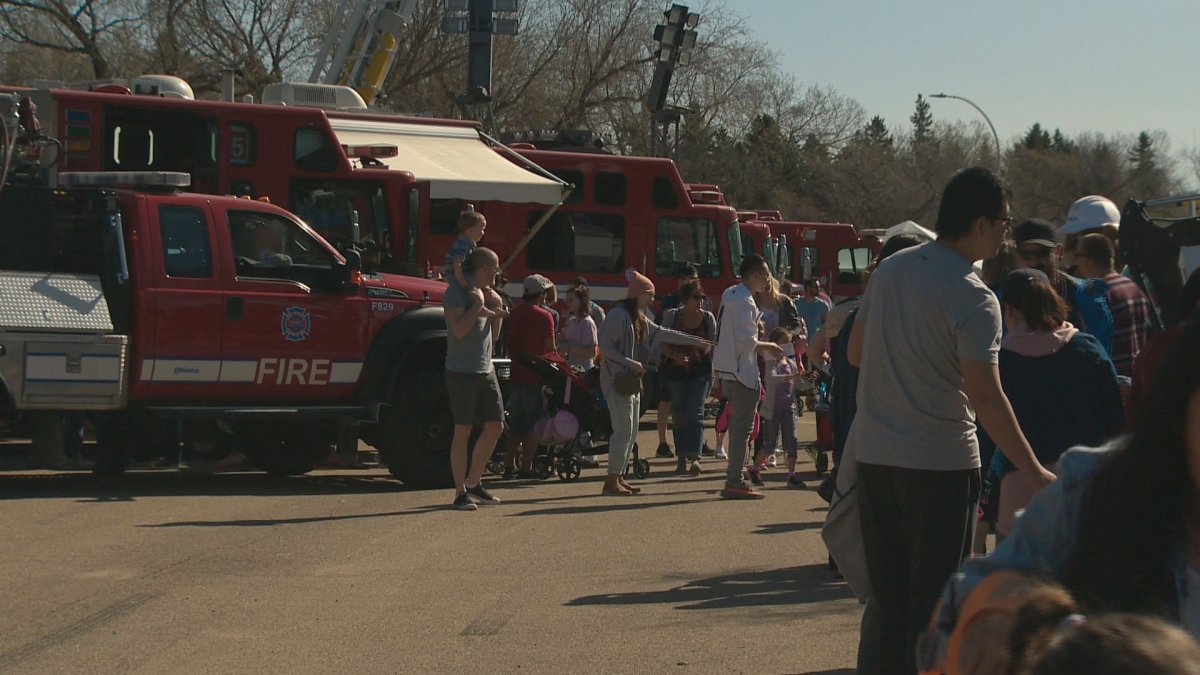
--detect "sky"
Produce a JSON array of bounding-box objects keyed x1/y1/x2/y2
[{"x1": 733, "y1": 0, "x2": 1200, "y2": 162}]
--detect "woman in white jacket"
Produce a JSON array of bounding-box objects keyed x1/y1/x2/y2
[{"x1": 712, "y1": 254, "x2": 784, "y2": 499}]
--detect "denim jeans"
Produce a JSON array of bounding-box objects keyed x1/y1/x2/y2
[{"x1": 665, "y1": 374, "x2": 710, "y2": 460}]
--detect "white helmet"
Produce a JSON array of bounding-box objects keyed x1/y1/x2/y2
[{"x1": 1061, "y1": 195, "x2": 1120, "y2": 234}]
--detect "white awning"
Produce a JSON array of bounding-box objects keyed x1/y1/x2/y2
[{"x1": 328, "y1": 118, "x2": 565, "y2": 205}]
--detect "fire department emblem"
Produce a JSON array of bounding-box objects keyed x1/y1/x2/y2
[{"x1": 281, "y1": 306, "x2": 311, "y2": 342}]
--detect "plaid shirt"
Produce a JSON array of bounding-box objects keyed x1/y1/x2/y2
[{"x1": 1103, "y1": 272, "x2": 1151, "y2": 377}]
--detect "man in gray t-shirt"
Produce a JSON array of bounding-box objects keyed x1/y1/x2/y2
[
  {"x1": 442, "y1": 247, "x2": 506, "y2": 511},
  {"x1": 849, "y1": 241, "x2": 1001, "y2": 471},
  {"x1": 842, "y1": 168, "x2": 1055, "y2": 674}
]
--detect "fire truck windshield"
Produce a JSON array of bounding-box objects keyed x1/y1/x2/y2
[
  {"x1": 655, "y1": 217, "x2": 721, "y2": 278},
  {"x1": 727, "y1": 220, "x2": 744, "y2": 278}
]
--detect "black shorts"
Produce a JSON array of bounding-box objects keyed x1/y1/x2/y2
[
  {"x1": 506, "y1": 382, "x2": 543, "y2": 434},
  {"x1": 444, "y1": 370, "x2": 505, "y2": 426}
]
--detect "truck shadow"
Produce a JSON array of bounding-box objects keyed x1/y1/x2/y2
[
  {"x1": 0, "y1": 470, "x2": 407, "y2": 501},
  {"x1": 566, "y1": 563, "x2": 853, "y2": 609}
]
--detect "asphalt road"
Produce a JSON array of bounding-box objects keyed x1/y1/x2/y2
[{"x1": 0, "y1": 411, "x2": 860, "y2": 674}]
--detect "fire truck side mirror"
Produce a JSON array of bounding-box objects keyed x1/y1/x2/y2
[{"x1": 339, "y1": 250, "x2": 363, "y2": 294}]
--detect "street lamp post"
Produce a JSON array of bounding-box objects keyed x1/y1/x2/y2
[
  {"x1": 647, "y1": 3, "x2": 700, "y2": 158},
  {"x1": 928, "y1": 92, "x2": 1002, "y2": 173}
]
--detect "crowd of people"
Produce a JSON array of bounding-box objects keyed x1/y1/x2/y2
[
  {"x1": 441, "y1": 170, "x2": 1200, "y2": 672},
  {"x1": 809, "y1": 167, "x2": 1200, "y2": 674},
  {"x1": 439, "y1": 209, "x2": 835, "y2": 507}
]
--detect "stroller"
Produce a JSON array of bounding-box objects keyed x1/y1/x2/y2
[
  {"x1": 806, "y1": 369, "x2": 834, "y2": 476},
  {"x1": 503, "y1": 352, "x2": 649, "y2": 481}
]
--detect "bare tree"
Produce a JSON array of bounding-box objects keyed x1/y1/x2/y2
[
  {"x1": 0, "y1": 0, "x2": 143, "y2": 78},
  {"x1": 174, "y1": 0, "x2": 326, "y2": 96}
]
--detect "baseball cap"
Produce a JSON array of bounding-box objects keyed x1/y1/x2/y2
[
  {"x1": 1061, "y1": 195, "x2": 1120, "y2": 234},
  {"x1": 522, "y1": 274, "x2": 553, "y2": 296},
  {"x1": 1012, "y1": 219, "x2": 1058, "y2": 249},
  {"x1": 999, "y1": 268, "x2": 1050, "y2": 302}
]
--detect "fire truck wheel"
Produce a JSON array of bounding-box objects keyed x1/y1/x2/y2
[
  {"x1": 377, "y1": 365, "x2": 455, "y2": 489},
  {"x1": 238, "y1": 423, "x2": 329, "y2": 476}
]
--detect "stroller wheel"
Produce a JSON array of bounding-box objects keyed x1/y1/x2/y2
[
  {"x1": 634, "y1": 458, "x2": 651, "y2": 479},
  {"x1": 532, "y1": 455, "x2": 553, "y2": 480},
  {"x1": 816, "y1": 451, "x2": 829, "y2": 477},
  {"x1": 486, "y1": 461, "x2": 505, "y2": 476},
  {"x1": 557, "y1": 457, "x2": 581, "y2": 482}
]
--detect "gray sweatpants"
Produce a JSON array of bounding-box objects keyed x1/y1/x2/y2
[
  {"x1": 607, "y1": 389, "x2": 640, "y2": 476},
  {"x1": 720, "y1": 377, "x2": 758, "y2": 487}
]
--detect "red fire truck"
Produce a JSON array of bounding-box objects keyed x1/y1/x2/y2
[
  {"x1": 1, "y1": 91, "x2": 472, "y2": 487},
  {"x1": 739, "y1": 210, "x2": 880, "y2": 300},
  {"x1": 8, "y1": 75, "x2": 568, "y2": 279},
  {"x1": 466, "y1": 140, "x2": 748, "y2": 303},
  {"x1": 11, "y1": 79, "x2": 754, "y2": 305}
]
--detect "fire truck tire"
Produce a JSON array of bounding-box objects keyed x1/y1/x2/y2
[
  {"x1": 238, "y1": 423, "x2": 329, "y2": 476},
  {"x1": 377, "y1": 365, "x2": 455, "y2": 489}
]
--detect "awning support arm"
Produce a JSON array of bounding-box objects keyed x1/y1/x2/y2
[
  {"x1": 502, "y1": 200, "x2": 564, "y2": 271},
  {"x1": 478, "y1": 131, "x2": 570, "y2": 188}
]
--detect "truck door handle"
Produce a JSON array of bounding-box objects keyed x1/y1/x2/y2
[{"x1": 228, "y1": 297, "x2": 244, "y2": 321}]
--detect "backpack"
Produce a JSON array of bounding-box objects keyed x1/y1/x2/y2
[{"x1": 1071, "y1": 277, "x2": 1114, "y2": 357}]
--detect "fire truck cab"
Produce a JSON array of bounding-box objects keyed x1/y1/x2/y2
[
  {"x1": 0, "y1": 159, "x2": 464, "y2": 485},
  {"x1": 475, "y1": 139, "x2": 747, "y2": 304},
  {"x1": 740, "y1": 210, "x2": 880, "y2": 301}
]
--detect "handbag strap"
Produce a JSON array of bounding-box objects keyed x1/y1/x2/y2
[{"x1": 564, "y1": 376, "x2": 572, "y2": 405}]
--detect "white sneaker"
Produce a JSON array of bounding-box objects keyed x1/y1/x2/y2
[
  {"x1": 714, "y1": 446, "x2": 727, "y2": 460},
  {"x1": 767, "y1": 453, "x2": 779, "y2": 468}
]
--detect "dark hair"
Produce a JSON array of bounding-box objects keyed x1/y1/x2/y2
[
  {"x1": 567, "y1": 285, "x2": 591, "y2": 318},
  {"x1": 1076, "y1": 233, "x2": 1115, "y2": 270},
  {"x1": 878, "y1": 233, "x2": 926, "y2": 262},
  {"x1": 739, "y1": 253, "x2": 768, "y2": 278},
  {"x1": 1066, "y1": 318, "x2": 1200, "y2": 614},
  {"x1": 677, "y1": 263, "x2": 699, "y2": 279},
  {"x1": 678, "y1": 278, "x2": 704, "y2": 301},
  {"x1": 569, "y1": 276, "x2": 589, "y2": 289},
  {"x1": 935, "y1": 167, "x2": 1012, "y2": 241},
  {"x1": 804, "y1": 278, "x2": 821, "y2": 290},
  {"x1": 619, "y1": 297, "x2": 645, "y2": 343},
  {"x1": 768, "y1": 326, "x2": 792, "y2": 343},
  {"x1": 864, "y1": 233, "x2": 924, "y2": 286},
  {"x1": 1007, "y1": 582, "x2": 1200, "y2": 674},
  {"x1": 1003, "y1": 275, "x2": 1067, "y2": 331}
]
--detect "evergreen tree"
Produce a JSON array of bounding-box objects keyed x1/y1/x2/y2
[
  {"x1": 1021, "y1": 123, "x2": 1051, "y2": 151},
  {"x1": 1126, "y1": 130, "x2": 1172, "y2": 198},
  {"x1": 1129, "y1": 131, "x2": 1156, "y2": 172},
  {"x1": 1050, "y1": 129, "x2": 1075, "y2": 154},
  {"x1": 860, "y1": 115, "x2": 893, "y2": 148},
  {"x1": 801, "y1": 133, "x2": 828, "y2": 161},
  {"x1": 910, "y1": 94, "x2": 934, "y2": 145}
]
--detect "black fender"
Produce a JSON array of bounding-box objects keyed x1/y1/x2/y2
[{"x1": 359, "y1": 305, "x2": 447, "y2": 405}]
